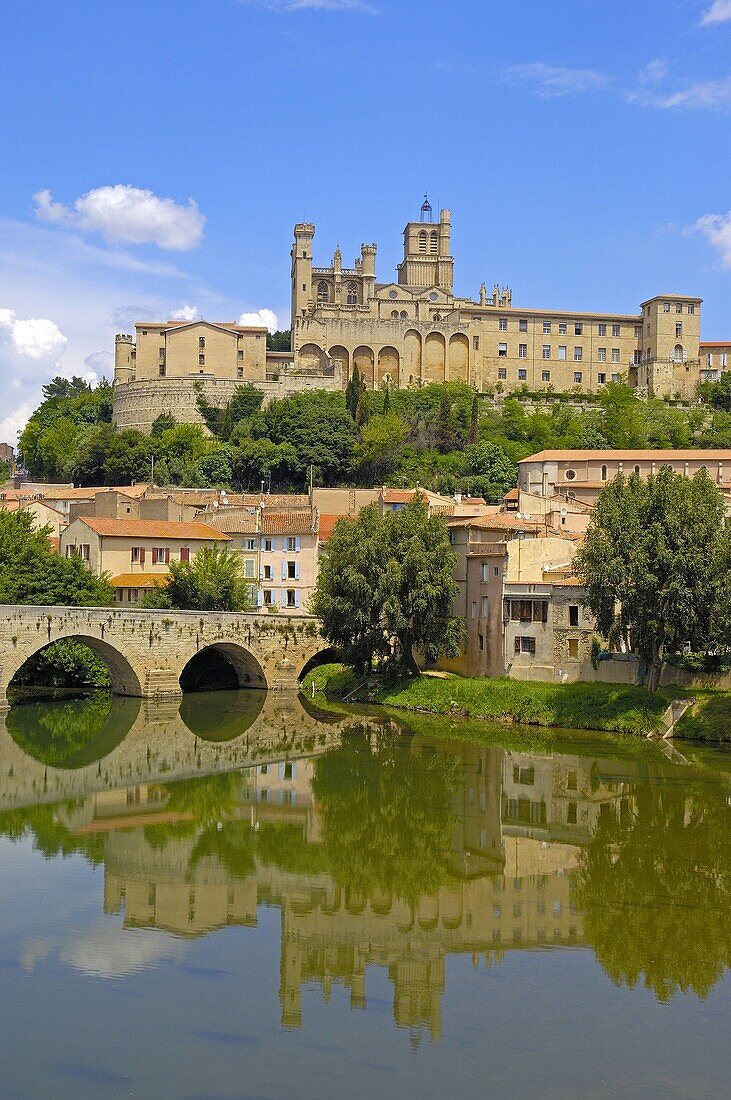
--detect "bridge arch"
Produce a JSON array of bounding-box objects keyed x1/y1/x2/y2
[
  {"x1": 297, "y1": 647, "x2": 339, "y2": 684},
  {"x1": 179, "y1": 642, "x2": 267, "y2": 693},
  {"x1": 6, "y1": 634, "x2": 143, "y2": 700}
]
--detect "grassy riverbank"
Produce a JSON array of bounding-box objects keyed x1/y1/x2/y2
[{"x1": 302, "y1": 664, "x2": 731, "y2": 741}]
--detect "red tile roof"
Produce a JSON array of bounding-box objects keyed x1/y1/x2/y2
[
  {"x1": 74, "y1": 517, "x2": 231, "y2": 540},
  {"x1": 318, "y1": 514, "x2": 342, "y2": 542},
  {"x1": 261, "y1": 512, "x2": 314, "y2": 536}
]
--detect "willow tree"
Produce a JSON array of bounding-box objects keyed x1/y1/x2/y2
[{"x1": 575, "y1": 468, "x2": 731, "y2": 691}]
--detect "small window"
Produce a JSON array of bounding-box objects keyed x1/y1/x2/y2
[
  {"x1": 601, "y1": 464, "x2": 607, "y2": 480},
  {"x1": 565, "y1": 469, "x2": 576, "y2": 481},
  {"x1": 675, "y1": 322, "x2": 683, "y2": 337},
  {"x1": 286, "y1": 589, "x2": 296, "y2": 607},
  {"x1": 473, "y1": 336, "x2": 479, "y2": 350},
  {"x1": 575, "y1": 322, "x2": 583, "y2": 335},
  {"x1": 542, "y1": 321, "x2": 551, "y2": 334},
  {"x1": 519, "y1": 318, "x2": 528, "y2": 332},
  {"x1": 542, "y1": 344, "x2": 551, "y2": 359},
  {"x1": 263, "y1": 589, "x2": 272, "y2": 605},
  {"x1": 573, "y1": 371, "x2": 582, "y2": 383},
  {"x1": 558, "y1": 322, "x2": 567, "y2": 335},
  {"x1": 263, "y1": 538, "x2": 273, "y2": 552},
  {"x1": 199, "y1": 336, "x2": 206, "y2": 348},
  {"x1": 514, "y1": 636, "x2": 536, "y2": 655},
  {"x1": 346, "y1": 282, "x2": 358, "y2": 305},
  {"x1": 498, "y1": 342, "x2": 508, "y2": 356},
  {"x1": 471, "y1": 601, "x2": 477, "y2": 619},
  {"x1": 159, "y1": 347, "x2": 165, "y2": 358},
  {"x1": 518, "y1": 369, "x2": 527, "y2": 380},
  {"x1": 498, "y1": 368, "x2": 507, "y2": 380},
  {"x1": 238, "y1": 349, "x2": 244, "y2": 360},
  {"x1": 598, "y1": 347, "x2": 606, "y2": 362},
  {"x1": 518, "y1": 344, "x2": 527, "y2": 358},
  {"x1": 688, "y1": 303, "x2": 695, "y2": 314},
  {"x1": 598, "y1": 323, "x2": 606, "y2": 337},
  {"x1": 612, "y1": 324, "x2": 620, "y2": 337},
  {"x1": 568, "y1": 638, "x2": 579, "y2": 659},
  {"x1": 567, "y1": 803, "x2": 578, "y2": 824},
  {"x1": 198, "y1": 354, "x2": 205, "y2": 366},
  {"x1": 237, "y1": 367, "x2": 244, "y2": 378},
  {"x1": 675, "y1": 302, "x2": 683, "y2": 314},
  {"x1": 481, "y1": 596, "x2": 489, "y2": 616},
  {"x1": 634, "y1": 464, "x2": 641, "y2": 474},
  {"x1": 663, "y1": 302, "x2": 670, "y2": 312},
  {"x1": 558, "y1": 345, "x2": 566, "y2": 360},
  {"x1": 499, "y1": 317, "x2": 508, "y2": 331},
  {"x1": 597, "y1": 373, "x2": 606, "y2": 384},
  {"x1": 541, "y1": 370, "x2": 550, "y2": 382},
  {"x1": 478, "y1": 633, "x2": 484, "y2": 651},
  {"x1": 569, "y1": 605, "x2": 579, "y2": 626},
  {"x1": 493, "y1": 566, "x2": 499, "y2": 577},
  {"x1": 159, "y1": 364, "x2": 166, "y2": 377},
  {"x1": 574, "y1": 347, "x2": 583, "y2": 361},
  {"x1": 317, "y1": 281, "x2": 330, "y2": 303},
  {"x1": 287, "y1": 560, "x2": 296, "y2": 579},
  {"x1": 567, "y1": 770, "x2": 578, "y2": 790}
]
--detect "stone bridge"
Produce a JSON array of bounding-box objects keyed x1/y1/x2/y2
[{"x1": 0, "y1": 605, "x2": 330, "y2": 711}]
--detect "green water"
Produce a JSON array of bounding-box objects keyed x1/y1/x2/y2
[{"x1": 0, "y1": 691, "x2": 729, "y2": 1098}]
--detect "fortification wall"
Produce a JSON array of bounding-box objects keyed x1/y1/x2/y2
[{"x1": 113, "y1": 370, "x2": 343, "y2": 434}]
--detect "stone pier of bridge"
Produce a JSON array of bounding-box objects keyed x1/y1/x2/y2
[{"x1": 0, "y1": 606, "x2": 328, "y2": 712}]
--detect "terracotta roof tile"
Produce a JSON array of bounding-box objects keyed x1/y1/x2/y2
[
  {"x1": 110, "y1": 573, "x2": 169, "y2": 588},
  {"x1": 318, "y1": 514, "x2": 341, "y2": 541},
  {"x1": 519, "y1": 449, "x2": 731, "y2": 462},
  {"x1": 74, "y1": 517, "x2": 231, "y2": 540},
  {"x1": 261, "y1": 512, "x2": 314, "y2": 536}
]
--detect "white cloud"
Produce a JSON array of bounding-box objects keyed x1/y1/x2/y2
[
  {"x1": 0, "y1": 308, "x2": 68, "y2": 443},
  {"x1": 507, "y1": 62, "x2": 611, "y2": 98},
  {"x1": 638, "y1": 58, "x2": 668, "y2": 85},
  {"x1": 700, "y1": 1, "x2": 731, "y2": 25},
  {"x1": 637, "y1": 74, "x2": 731, "y2": 108},
  {"x1": 241, "y1": 0, "x2": 378, "y2": 12},
  {"x1": 239, "y1": 307, "x2": 278, "y2": 331},
  {"x1": 170, "y1": 304, "x2": 199, "y2": 321},
  {"x1": 693, "y1": 211, "x2": 731, "y2": 266},
  {"x1": 34, "y1": 185, "x2": 205, "y2": 251},
  {"x1": 84, "y1": 349, "x2": 114, "y2": 378}
]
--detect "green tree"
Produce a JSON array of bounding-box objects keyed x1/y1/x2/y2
[
  {"x1": 143, "y1": 545, "x2": 252, "y2": 612},
  {"x1": 468, "y1": 392, "x2": 479, "y2": 445},
  {"x1": 345, "y1": 364, "x2": 362, "y2": 419},
  {"x1": 313, "y1": 498, "x2": 463, "y2": 675},
  {"x1": 459, "y1": 441, "x2": 517, "y2": 499},
  {"x1": 19, "y1": 379, "x2": 113, "y2": 479},
  {"x1": 575, "y1": 468, "x2": 731, "y2": 690},
  {"x1": 231, "y1": 438, "x2": 298, "y2": 491},
  {"x1": 699, "y1": 371, "x2": 731, "y2": 412},
  {"x1": 263, "y1": 391, "x2": 357, "y2": 486},
  {"x1": 0, "y1": 510, "x2": 113, "y2": 606},
  {"x1": 353, "y1": 413, "x2": 408, "y2": 481},
  {"x1": 150, "y1": 412, "x2": 177, "y2": 437},
  {"x1": 12, "y1": 639, "x2": 112, "y2": 689},
  {"x1": 266, "y1": 329, "x2": 291, "y2": 352},
  {"x1": 599, "y1": 382, "x2": 648, "y2": 448}
]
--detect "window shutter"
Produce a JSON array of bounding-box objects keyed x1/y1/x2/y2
[
  {"x1": 152, "y1": 548, "x2": 158, "y2": 565},
  {"x1": 165, "y1": 548, "x2": 170, "y2": 564},
  {"x1": 281, "y1": 561, "x2": 287, "y2": 581},
  {"x1": 180, "y1": 547, "x2": 190, "y2": 563},
  {"x1": 281, "y1": 537, "x2": 287, "y2": 552},
  {"x1": 140, "y1": 548, "x2": 146, "y2": 565},
  {"x1": 295, "y1": 562, "x2": 300, "y2": 580},
  {"x1": 295, "y1": 537, "x2": 301, "y2": 552},
  {"x1": 130, "y1": 548, "x2": 134, "y2": 565},
  {"x1": 280, "y1": 589, "x2": 286, "y2": 606},
  {"x1": 295, "y1": 590, "x2": 300, "y2": 608},
  {"x1": 257, "y1": 589, "x2": 263, "y2": 607}
]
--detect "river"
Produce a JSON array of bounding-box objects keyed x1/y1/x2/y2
[{"x1": 0, "y1": 690, "x2": 729, "y2": 1098}]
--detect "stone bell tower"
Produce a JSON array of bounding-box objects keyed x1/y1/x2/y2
[{"x1": 397, "y1": 198, "x2": 454, "y2": 293}]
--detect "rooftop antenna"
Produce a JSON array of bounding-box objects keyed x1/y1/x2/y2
[{"x1": 420, "y1": 193, "x2": 433, "y2": 223}]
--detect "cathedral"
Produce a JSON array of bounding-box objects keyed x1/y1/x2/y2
[{"x1": 113, "y1": 199, "x2": 722, "y2": 434}]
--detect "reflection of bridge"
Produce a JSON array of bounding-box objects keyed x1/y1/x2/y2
[
  {"x1": 0, "y1": 605, "x2": 328, "y2": 710},
  {"x1": 0, "y1": 692, "x2": 346, "y2": 810}
]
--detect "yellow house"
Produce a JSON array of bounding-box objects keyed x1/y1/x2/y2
[{"x1": 59, "y1": 516, "x2": 231, "y2": 605}]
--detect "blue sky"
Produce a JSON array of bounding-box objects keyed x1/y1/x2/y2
[{"x1": 1, "y1": 0, "x2": 731, "y2": 438}]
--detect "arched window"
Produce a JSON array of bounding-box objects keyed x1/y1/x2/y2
[
  {"x1": 634, "y1": 465, "x2": 641, "y2": 475},
  {"x1": 430, "y1": 230, "x2": 438, "y2": 254},
  {"x1": 317, "y1": 280, "x2": 330, "y2": 303},
  {"x1": 673, "y1": 343, "x2": 684, "y2": 362},
  {"x1": 601, "y1": 464, "x2": 607, "y2": 481},
  {"x1": 400, "y1": 310, "x2": 408, "y2": 319},
  {"x1": 432, "y1": 313, "x2": 442, "y2": 322},
  {"x1": 391, "y1": 310, "x2": 399, "y2": 319},
  {"x1": 346, "y1": 282, "x2": 357, "y2": 305},
  {"x1": 418, "y1": 230, "x2": 427, "y2": 253}
]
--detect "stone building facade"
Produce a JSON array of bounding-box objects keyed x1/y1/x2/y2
[{"x1": 112, "y1": 200, "x2": 722, "y2": 433}]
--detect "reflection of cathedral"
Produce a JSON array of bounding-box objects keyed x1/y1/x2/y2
[{"x1": 54, "y1": 739, "x2": 641, "y2": 1039}]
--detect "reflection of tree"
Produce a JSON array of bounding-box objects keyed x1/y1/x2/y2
[
  {"x1": 6, "y1": 695, "x2": 141, "y2": 768},
  {"x1": 187, "y1": 820, "x2": 256, "y2": 881},
  {"x1": 573, "y1": 779, "x2": 731, "y2": 1002},
  {"x1": 142, "y1": 772, "x2": 244, "y2": 858},
  {"x1": 311, "y1": 727, "x2": 459, "y2": 903},
  {"x1": 0, "y1": 802, "x2": 105, "y2": 864},
  {"x1": 257, "y1": 824, "x2": 328, "y2": 876}
]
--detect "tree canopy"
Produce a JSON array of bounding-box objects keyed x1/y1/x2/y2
[
  {"x1": 312, "y1": 498, "x2": 463, "y2": 674},
  {"x1": 143, "y1": 545, "x2": 253, "y2": 612},
  {"x1": 0, "y1": 510, "x2": 113, "y2": 606},
  {"x1": 575, "y1": 468, "x2": 731, "y2": 690}
]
